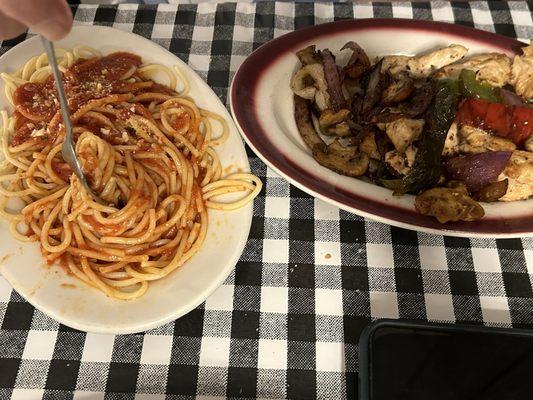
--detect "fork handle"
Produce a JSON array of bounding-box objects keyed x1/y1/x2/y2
[{"x1": 40, "y1": 36, "x2": 73, "y2": 140}]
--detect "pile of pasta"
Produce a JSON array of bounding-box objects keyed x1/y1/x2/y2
[{"x1": 0, "y1": 46, "x2": 261, "y2": 299}]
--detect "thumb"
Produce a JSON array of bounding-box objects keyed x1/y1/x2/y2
[{"x1": 1, "y1": 0, "x2": 73, "y2": 41}]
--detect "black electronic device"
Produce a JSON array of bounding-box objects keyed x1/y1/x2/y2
[{"x1": 358, "y1": 319, "x2": 533, "y2": 400}]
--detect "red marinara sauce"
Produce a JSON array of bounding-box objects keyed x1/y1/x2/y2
[{"x1": 11, "y1": 52, "x2": 142, "y2": 130}]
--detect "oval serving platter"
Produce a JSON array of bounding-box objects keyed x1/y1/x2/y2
[{"x1": 230, "y1": 18, "x2": 531, "y2": 238}]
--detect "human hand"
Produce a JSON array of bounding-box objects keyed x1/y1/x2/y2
[{"x1": 0, "y1": 0, "x2": 72, "y2": 41}]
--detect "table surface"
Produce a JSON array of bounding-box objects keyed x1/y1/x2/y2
[{"x1": 1, "y1": 2, "x2": 533, "y2": 399}]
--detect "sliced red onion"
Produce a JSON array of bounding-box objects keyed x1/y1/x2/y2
[
  {"x1": 444, "y1": 151, "x2": 512, "y2": 193},
  {"x1": 399, "y1": 81, "x2": 435, "y2": 117},
  {"x1": 500, "y1": 88, "x2": 525, "y2": 106},
  {"x1": 320, "y1": 49, "x2": 346, "y2": 111},
  {"x1": 361, "y1": 59, "x2": 384, "y2": 115},
  {"x1": 338, "y1": 66, "x2": 345, "y2": 83}
]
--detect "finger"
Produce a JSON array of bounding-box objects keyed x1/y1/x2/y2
[
  {"x1": 1, "y1": 0, "x2": 73, "y2": 41},
  {"x1": 0, "y1": 11, "x2": 26, "y2": 40}
]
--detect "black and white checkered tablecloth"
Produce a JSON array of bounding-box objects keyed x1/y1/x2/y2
[{"x1": 1, "y1": 2, "x2": 532, "y2": 399}]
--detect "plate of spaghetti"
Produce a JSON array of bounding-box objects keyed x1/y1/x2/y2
[{"x1": 0, "y1": 26, "x2": 261, "y2": 333}]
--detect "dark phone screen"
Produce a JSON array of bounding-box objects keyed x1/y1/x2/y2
[{"x1": 369, "y1": 326, "x2": 533, "y2": 400}]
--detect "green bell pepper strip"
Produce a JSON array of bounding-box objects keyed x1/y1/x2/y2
[
  {"x1": 459, "y1": 69, "x2": 501, "y2": 103},
  {"x1": 381, "y1": 79, "x2": 462, "y2": 195}
]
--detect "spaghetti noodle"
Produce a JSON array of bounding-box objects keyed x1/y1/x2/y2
[{"x1": 0, "y1": 46, "x2": 261, "y2": 300}]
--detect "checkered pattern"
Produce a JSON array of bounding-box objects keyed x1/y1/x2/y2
[
  {"x1": 1, "y1": 2, "x2": 532, "y2": 399},
  {"x1": 71, "y1": 1, "x2": 352, "y2": 4}
]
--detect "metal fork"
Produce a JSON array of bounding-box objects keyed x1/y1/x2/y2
[{"x1": 40, "y1": 37, "x2": 105, "y2": 205}]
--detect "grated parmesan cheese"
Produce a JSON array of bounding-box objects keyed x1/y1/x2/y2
[{"x1": 30, "y1": 128, "x2": 46, "y2": 137}]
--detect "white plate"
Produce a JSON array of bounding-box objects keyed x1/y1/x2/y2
[
  {"x1": 0, "y1": 26, "x2": 252, "y2": 334},
  {"x1": 230, "y1": 19, "x2": 532, "y2": 238}
]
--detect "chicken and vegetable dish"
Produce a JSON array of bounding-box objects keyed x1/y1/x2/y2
[{"x1": 291, "y1": 41, "x2": 533, "y2": 223}]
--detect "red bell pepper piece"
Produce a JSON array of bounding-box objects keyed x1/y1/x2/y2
[
  {"x1": 456, "y1": 98, "x2": 532, "y2": 145},
  {"x1": 511, "y1": 106, "x2": 532, "y2": 144}
]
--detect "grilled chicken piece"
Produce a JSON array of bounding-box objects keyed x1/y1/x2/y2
[
  {"x1": 382, "y1": 44, "x2": 468, "y2": 79},
  {"x1": 385, "y1": 145, "x2": 417, "y2": 175},
  {"x1": 409, "y1": 44, "x2": 468, "y2": 78},
  {"x1": 525, "y1": 136, "x2": 533, "y2": 152},
  {"x1": 434, "y1": 53, "x2": 512, "y2": 87},
  {"x1": 498, "y1": 150, "x2": 533, "y2": 201},
  {"x1": 381, "y1": 55, "x2": 411, "y2": 78},
  {"x1": 458, "y1": 125, "x2": 517, "y2": 154},
  {"x1": 442, "y1": 123, "x2": 459, "y2": 156},
  {"x1": 378, "y1": 118, "x2": 424, "y2": 153},
  {"x1": 510, "y1": 42, "x2": 533, "y2": 101}
]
